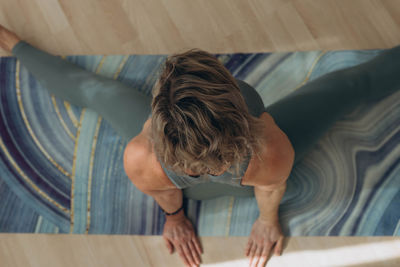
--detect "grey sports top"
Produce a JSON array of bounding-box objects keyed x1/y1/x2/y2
[{"x1": 157, "y1": 78, "x2": 265, "y2": 189}]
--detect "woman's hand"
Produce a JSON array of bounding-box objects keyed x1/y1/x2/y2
[
  {"x1": 0, "y1": 24, "x2": 21, "y2": 52},
  {"x1": 245, "y1": 216, "x2": 284, "y2": 267},
  {"x1": 163, "y1": 215, "x2": 203, "y2": 267}
]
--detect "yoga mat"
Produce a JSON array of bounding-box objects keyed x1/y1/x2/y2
[{"x1": 0, "y1": 48, "x2": 399, "y2": 236}]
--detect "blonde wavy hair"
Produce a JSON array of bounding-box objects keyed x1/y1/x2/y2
[{"x1": 148, "y1": 48, "x2": 267, "y2": 177}]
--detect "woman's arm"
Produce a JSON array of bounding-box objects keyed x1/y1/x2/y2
[
  {"x1": 123, "y1": 138, "x2": 202, "y2": 267},
  {"x1": 243, "y1": 112, "x2": 295, "y2": 266},
  {"x1": 245, "y1": 146, "x2": 293, "y2": 266},
  {"x1": 126, "y1": 167, "x2": 202, "y2": 266},
  {"x1": 145, "y1": 188, "x2": 202, "y2": 267},
  {"x1": 0, "y1": 24, "x2": 21, "y2": 52}
]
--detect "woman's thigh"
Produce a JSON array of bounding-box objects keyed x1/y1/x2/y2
[
  {"x1": 264, "y1": 67, "x2": 368, "y2": 166},
  {"x1": 265, "y1": 44, "x2": 400, "y2": 165}
]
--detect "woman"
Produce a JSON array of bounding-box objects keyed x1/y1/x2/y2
[{"x1": 1, "y1": 24, "x2": 399, "y2": 267}]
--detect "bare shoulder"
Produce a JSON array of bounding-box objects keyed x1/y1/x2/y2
[
  {"x1": 241, "y1": 112, "x2": 295, "y2": 188},
  {"x1": 123, "y1": 120, "x2": 177, "y2": 192}
]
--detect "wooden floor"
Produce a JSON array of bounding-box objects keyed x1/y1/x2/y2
[
  {"x1": 0, "y1": 234, "x2": 399, "y2": 267},
  {"x1": 0, "y1": 0, "x2": 400, "y2": 266},
  {"x1": 0, "y1": 0, "x2": 400, "y2": 56}
]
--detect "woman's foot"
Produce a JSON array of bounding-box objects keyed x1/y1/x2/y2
[{"x1": 0, "y1": 24, "x2": 22, "y2": 52}]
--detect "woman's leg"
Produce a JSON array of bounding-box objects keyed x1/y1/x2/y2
[
  {"x1": 183, "y1": 45, "x2": 400, "y2": 201},
  {"x1": 11, "y1": 41, "x2": 152, "y2": 141},
  {"x1": 265, "y1": 45, "x2": 400, "y2": 166}
]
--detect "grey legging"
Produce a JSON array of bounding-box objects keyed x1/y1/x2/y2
[{"x1": 11, "y1": 41, "x2": 400, "y2": 199}]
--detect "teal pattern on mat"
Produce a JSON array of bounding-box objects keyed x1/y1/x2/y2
[{"x1": 0, "y1": 48, "x2": 399, "y2": 236}]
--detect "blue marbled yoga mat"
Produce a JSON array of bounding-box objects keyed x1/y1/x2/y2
[{"x1": 0, "y1": 48, "x2": 399, "y2": 236}]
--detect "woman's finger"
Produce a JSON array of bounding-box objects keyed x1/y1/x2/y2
[
  {"x1": 192, "y1": 236, "x2": 203, "y2": 255},
  {"x1": 176, "y1": 244, "x2": 191, "y2": 267},
  {"x1": 258, "y1": 245, "x2": 269, "y2": 267},
  {"x1": 245, "y1": 240, "x2": 253, "y2": 257},
  {"x1": 188, "y1": 240, "x2": 201, "y2": 265},
  {"x1": 275, "y1": 236, "x2": 284, "y2": 256},
  {"x1": 163, "y1": 237, "x2": 173, "y2": 254},
  {"x1": 250, "y1": 245, "x2": 263, "y2": 267},
  {"x1": 248, "y1": 243, "x2": 257, "y2": 266},
  {"x1": 180, "y1": 243, "x2": 196, "y2": 266}
]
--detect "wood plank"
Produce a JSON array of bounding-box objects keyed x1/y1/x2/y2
[
  {"x1": 0, "y1": 234, "x2": 399, "y2": 267},
  {"x1": 1, "y1": 0, "x2": 400, "y2": 56}
]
